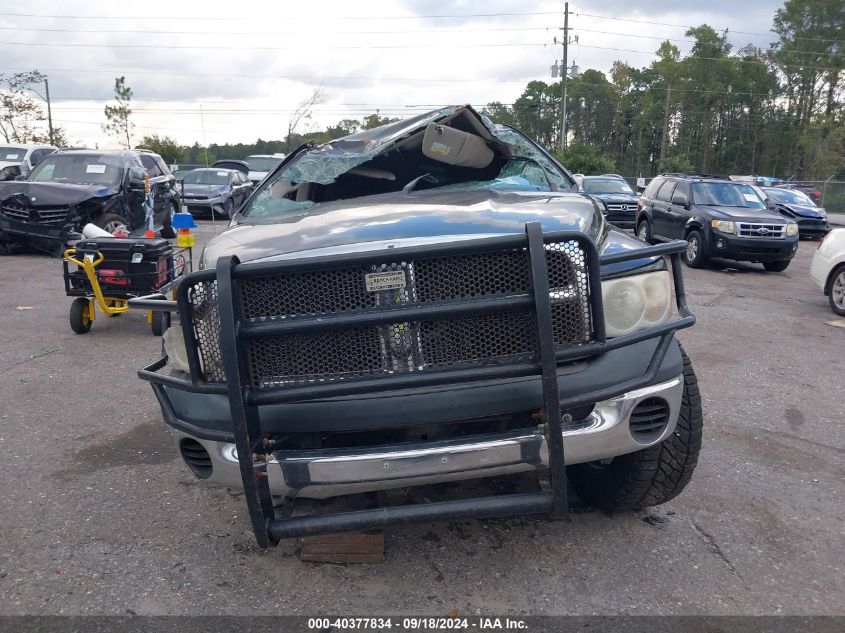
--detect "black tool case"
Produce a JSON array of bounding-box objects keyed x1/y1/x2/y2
[{"x1": 64, "y1": 237, "x2": 175, "y2": 297}]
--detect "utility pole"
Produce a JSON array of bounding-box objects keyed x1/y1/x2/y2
[
  {"x1": 659, "y1": 86, "x2": 671, "y2": 162},
  {"x1": 44, "y1": 78, "x2": 54, "y2": 146},
  {"x1": 559, "y1": 2, "x2": 569, "y2": 151}
]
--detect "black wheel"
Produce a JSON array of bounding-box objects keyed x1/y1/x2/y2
[
  {"x1": 636, "y1": 218, "x2": 653, "y2": 244},
  {"x1": 828, "y1": 264, "x2": 845, "y2": 316},
  {"x1": 149, "y1": 296, "x2": 171, "y2": 336},
  {"x1": 683, "y1": 230, "x2": 708, "y2": 268},
  {"x1": 568, "y1": 345, "x2": 703, "y2": 510},
  {"x1": 94, "y1": 213, "x2": 129, "y2": 235},
  {"x1": 159, "y1": 202, "x2": 177, "y2": 239},
  {"x1": 224, "y1": 198, "x2": 235, "y2": 218},
  {"x1": 763, "y1": 260, "x2": 791, "y2": 273},
  {"x1": 69, "y1": 297, "x2": 93, "y2": 334}
]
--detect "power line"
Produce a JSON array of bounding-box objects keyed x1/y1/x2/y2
[
  {"x1": 574, "y1": 43, "x2": 844, "y2": 71},
  {"x1": 0, "y1": 10, "x2": 560, "y2": 21},
  {"x1": 0, "y1": 66, "x2": 533, "y2": 83},
  {"x1": 2, "y1": 39, "x2": 839, "y2": 70},
  {"x1": 0, "y1": 39, "x2": 548, "y2": 51},
  {"x1": 575, "y1": 11, "x2": 845, "y2": 44},
  {"x1": 572, "y1": 27, "x2": 845, "y2": 57},
  {"x1": 0, "y1": 25, "x2": 552, "y2": 36}
]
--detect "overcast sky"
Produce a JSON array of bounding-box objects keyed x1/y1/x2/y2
[{"x1": 0, "y1": 0, "x2": 783, "y2": 149}]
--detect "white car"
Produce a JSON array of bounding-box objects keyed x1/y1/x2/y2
[
  {"x1": 244, "y1": 153, "x2": 285, "y2": 185},
  {"x1": 0, "y1": 143, "x2": 58, "y2": 178},
  {"x1": 810, "y1": 227, "x2": 845, "y2": 315}
]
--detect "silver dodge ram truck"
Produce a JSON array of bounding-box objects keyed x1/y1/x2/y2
[{"x1": 136, "y1": 106, "x2": 701, "y2": 546}]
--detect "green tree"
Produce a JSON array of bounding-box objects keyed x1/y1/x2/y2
[
  {"x1": 102, "y1": 76, "x2": 134, "y2": 148},
  {"x1": 555, "y1": 142, "x2": 615, "y2": 174},
  {"x1": 138, "y1": 134, "x2": 183, "y2": 164},
  {"x1": 362, "y1": 112, "x2": 399, "y2": 130},
  {"x1": 0, "y1": 71, "x2": 48, "y2": 143}
]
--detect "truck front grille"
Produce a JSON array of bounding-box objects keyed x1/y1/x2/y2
[
  {"x1": 736, "y1": 222, "x2": 785, "y2": 238},
  {"x1": 184, "y1": 239, "x2": 596, "y2": 388}
]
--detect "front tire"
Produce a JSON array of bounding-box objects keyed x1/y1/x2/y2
[
  {"x1": 94, "y1": 213, "x2": 128, "y2": 235},
  {"x1": 568, "y1": 345, "x2": 703, "y2": 510},
  {"x1": 763, "y1": 260, "x2": 790, "y2": 273},
  {"x1": 828, "y1": 264, "x2": 845, "y2": 316},
  {"x1": 683, "y1": 230, "x2": 708, "y2": 268},
  {"x1": 636, "y1": 218, "x2": 653, "y2": 244}
]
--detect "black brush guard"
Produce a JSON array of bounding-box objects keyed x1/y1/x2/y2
[{"x1": 135, "y1": 222, "x2": 694, "y2": 546}]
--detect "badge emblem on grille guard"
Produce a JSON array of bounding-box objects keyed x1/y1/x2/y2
[{"x1": 365, "y1": 270, "x2": 407, "y2": 292}]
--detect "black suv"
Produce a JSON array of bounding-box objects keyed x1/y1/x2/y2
[
  {"x1": 580, "y1": 175, "x2": 639, "y2": 229},
  {"x1": 635, "y1": 174, "x2": 799, "y2": 271},
  {"x1": 0, "y1": 149, "x2": 179, "y2": 255}
]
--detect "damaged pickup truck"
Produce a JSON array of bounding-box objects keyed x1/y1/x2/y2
[
  {"x1": 0, "y1": 149, "x2": 178, "y2": 255},
  {"x1": 136, "y1": 105, "x2": 701, "y2": 546}
]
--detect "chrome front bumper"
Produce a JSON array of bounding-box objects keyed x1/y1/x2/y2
[{"x1": 170, "y1": 375, "x2": 683, "y2": 499}]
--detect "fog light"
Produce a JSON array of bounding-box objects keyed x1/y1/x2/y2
[
  {"x1": 716, "y1": 239, "x2": 726, "y2": 249},
  {"x1": 792, "y1": 243, "x2": 798, "y2": 252}
]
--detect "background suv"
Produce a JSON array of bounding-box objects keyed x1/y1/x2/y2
[
  {"x1": 0, "y1": 149, "x2": 179, "y2": 254},
  {"x1": 635, "y1": 174, "x2": 799, "y2": 271},
  {"x1": 580, "y1": 175, "x2": 639, "y2": 229},
  {"x1": 0, "y1": 143, "x2": 58, "y2": 179}
]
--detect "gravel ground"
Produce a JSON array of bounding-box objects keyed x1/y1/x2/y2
[{"x1": 0, "y1": 222, "x2": 842, "y2": 615}]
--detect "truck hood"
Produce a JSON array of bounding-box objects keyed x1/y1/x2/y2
[
  {"x1": 201, "y1": 189, "x2": 608, "y2": 266},
  {"x1": 0, "y1": 181, "x2": 118, "y2": 207}
]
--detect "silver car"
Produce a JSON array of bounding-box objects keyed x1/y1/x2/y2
[{"x1": 178, "y1": 168, "x2": 252, "y2": 218}]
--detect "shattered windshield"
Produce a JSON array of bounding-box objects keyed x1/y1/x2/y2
[
  {"x1": 241, "y1": 107, "x2": 573, "y2": 223},
  {"x1": 28, "y1": 153, "x2": 127, "y2": 186}
]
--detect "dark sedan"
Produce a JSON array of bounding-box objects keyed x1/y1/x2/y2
[
  {"x1": 580, "y1": 176, "x2": 639, "y2": 229},
  {"x1": 760, "y1": 186, "x2": 829, "y2": 239}
]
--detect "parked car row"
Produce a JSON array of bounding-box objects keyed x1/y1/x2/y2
[
  {"x1": 0, "y1": 149, "x2": 179, "y2": 254},
  {"x1": 0, "y1": 148, "x2": 286, "y2": 252},
  {"x1": 576, "y1": 171, "x2": 840, "y2": 314}
]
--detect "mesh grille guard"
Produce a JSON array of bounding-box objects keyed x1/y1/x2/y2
[
  {"x1": 182, "y1": 235, "x2": 597, "y2": 390},
  {"x1": 139, "y1": 222, "x2": 694, "y2": 545}
]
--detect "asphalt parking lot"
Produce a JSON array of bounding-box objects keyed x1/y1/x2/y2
[{"x1": 0, "y1": 221, "x2": 843, "y2": 616}]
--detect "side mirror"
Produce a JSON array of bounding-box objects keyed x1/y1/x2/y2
[
  {"x1": 672, "y1": 195, "x2": 689, "y2": 209},
  {"x1": 128, "y1": 177, "x2": 147, "y2": 191}
]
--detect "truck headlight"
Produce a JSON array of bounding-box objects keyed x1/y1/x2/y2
[
  {"x1": 601, "y1": 271, "x2": 672, "y2": 337},
  {"x1": 162, "y1": 324, "x2": 192, "y2": 373},
  {"x1": 711, "y1": 220, "x2": 736, "y2": 234},
  {"x1": 786, "y1": 222, "x2": 799, "y2": 236}
]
